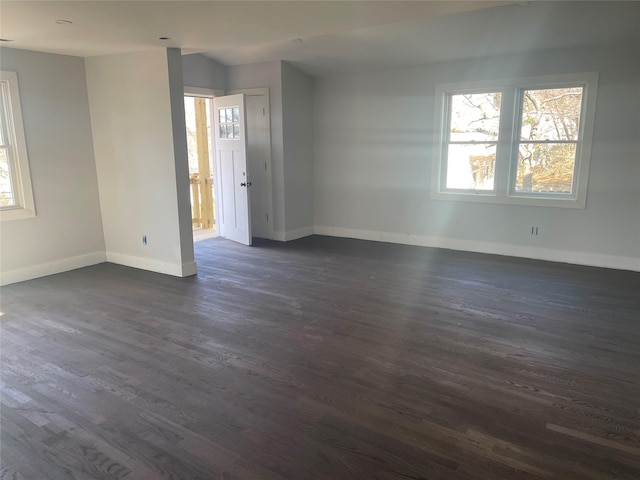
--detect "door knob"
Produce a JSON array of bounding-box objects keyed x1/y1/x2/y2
[{"x1": 240, "y1": 182, "x2": 252, "y2": 187}]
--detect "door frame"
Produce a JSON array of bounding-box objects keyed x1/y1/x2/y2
[
  {"x1": 227, "y1": 88, "x2": 274, "y2": 241},
  {"x1": 184, "y1": 86, "x2": 224, "y2": 239}
]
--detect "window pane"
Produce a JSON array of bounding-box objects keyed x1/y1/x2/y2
[
  {"x1": 0, "y1": 147, "x2": 15, "y2": 207},
  {"x1": 516, "y1": 143, "x2": 577, "y2": 194},
  {"x1": 226, "y1": 108, "x2": 233, "y2": 123},
  {"x1": 218, "y1": 108, "x2": 225, "y2": 124},
  {"x1": 446, "y1": 144, "x2": 496, "y2": 190},
  {"x1": 449, "y1": 92, "x2": 501, "y2": 142},
  {"x1": 521, "y1": 87, "x2": 583, "y2": 141},
  {"x1": 233, "y1": 124, "x2": 239, "y2": 138},
  {"x1": 233, "y1": 107, "x2": 239, "y2": 122}
]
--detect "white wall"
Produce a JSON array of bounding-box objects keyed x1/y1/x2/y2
[
  {"x1": 182, "y1": 53, "x2": 226, "y2": 91},
  {"x1": 281, "y1": 62, "x2": 314, "y2": 237},
  {"x1": 0, "y1": 48, "x2": 106, "y2": 285},
  {"x1": 226, "y1": 61, "x2": 286, "y2": 236},
  {"x1": 313, "y1": 43, "x2": 640, "y2": 271},
  {"x1": 86, "y1": 49, "x2": 195, "y2": 277}
]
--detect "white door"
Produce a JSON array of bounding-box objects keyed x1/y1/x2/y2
[{"x1": 213, "y1": 94, "x2": 251, "y2": 246}]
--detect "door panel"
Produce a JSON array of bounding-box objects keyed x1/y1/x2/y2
[
  {"x1": 218, "y1": 150, "x2": 235, "y2": 228},
  {"x1": 213, "y1": 94, "x2": 251, "y2": 245}
]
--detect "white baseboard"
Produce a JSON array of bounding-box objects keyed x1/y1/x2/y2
[
  {"x1": 313, "y1": 225, "x2": 640, "y2": 272},
  {"x1": 272, "y1": 226, "x2": 314, "y2": 242},
  {"x1": 106, "y1": 252, "x2": 197, "y2": 277},
  {"x1": 181, "y1": 261, "x2": 198, "y2": 277},
  {"x1": 285, "y1": 226, "x2": 315, "y2": 241},
  {"x1": 0, "y1": 251, "x2": 107, "y2": 286}
]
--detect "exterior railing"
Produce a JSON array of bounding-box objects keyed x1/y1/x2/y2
[{"x1": 190, "y1": 172, "x2": 215, "y2": 228}]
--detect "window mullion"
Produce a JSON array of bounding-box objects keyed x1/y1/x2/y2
[
  {"x1": 438, "y1": 92, "x2": 452, "y2": 192},
  {"x1": 494, "y1": 86, "x2": 516, "y2": 198}
]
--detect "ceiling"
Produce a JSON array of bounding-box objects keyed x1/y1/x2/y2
[{"x1": 1, "y1": 1, "x2": 638, "y2": 77}]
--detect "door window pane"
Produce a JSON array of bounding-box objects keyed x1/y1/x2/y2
[{"x1": 218, "y1": 106, "x2": 240, "y2": 139}]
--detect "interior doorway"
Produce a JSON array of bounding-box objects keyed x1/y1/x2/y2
[
  {"x1": 228, "y1": 88, "x2": 273, "y2": 240},
  {"x1": 184, "y1": 95, "x2": 216, "y2": 242},
  {"x1": 184, "y1": 87, "x2": 273, "y2": 245}
]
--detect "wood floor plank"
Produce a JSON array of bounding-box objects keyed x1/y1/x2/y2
[{"x1": 2, "y1": 235, "x2": 639, "y2": 479}]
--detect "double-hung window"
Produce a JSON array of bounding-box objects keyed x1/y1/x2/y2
[
  {"x1": 0, "y1": 71, "x2": 35, "y2": 220},
  {"x1": 432, "y1": 72, "x2": 598, "y2": 208}
]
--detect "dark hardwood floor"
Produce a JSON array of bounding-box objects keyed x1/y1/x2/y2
[{"x1": 1, "y1": 235, "x2": 639, "y2": 479}]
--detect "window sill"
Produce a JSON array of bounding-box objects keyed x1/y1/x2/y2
[
  {"x1": 1, "y1": 206, "x2": 37, "y2": 221},
  {"x1": 431, "y1": 191, "x2": 585, "y2": 209}
]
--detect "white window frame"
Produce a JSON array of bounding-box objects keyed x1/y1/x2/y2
[
  {"x1": 432, "y1": 72, "x2": 598, "y2": 208},
  {"x1": 0, "y1": 71, "x2": 35, "y2": 221}
]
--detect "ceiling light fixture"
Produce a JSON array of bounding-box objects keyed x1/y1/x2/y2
[
  {"x1": 158, "y1": 36, "x2": 171, "y2": 41},
  {"x1": 55, "y1": 19, "x2": 73, "y2": 25}
]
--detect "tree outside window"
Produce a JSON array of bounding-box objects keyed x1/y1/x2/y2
[
  {"x1": 516, "y1": 87, "x2": 583, "y2": 194},
  {"x1": 433, "y1": 73, "x2": 597, "y2": 208}
]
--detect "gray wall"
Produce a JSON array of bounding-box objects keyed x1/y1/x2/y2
[
  {"x1": 226, "y1": 61, "x2": 315, "y2": 239},
  {"x1": 226, "y1": 61, "x2": 286, "y2": 236},
  {"x1": 3, "y1": 36, "x2": 637, "y2": 282},
  {"x1": 0, "y1": 48, "x2": 106, "y2": 284},
  {"x1": 167, "y1": 49, "x2": 196, "y2": 269},
  {"x1": 313, "y1": 43, "x2": 640, "y2": 270},
  {"x1": 182, "y1": 53, "x2": 226, "y2": 91},
  {"x1": 281, "y1": 62, "x2": 314, "y2": 235}
]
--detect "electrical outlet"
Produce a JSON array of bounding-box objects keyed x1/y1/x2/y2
[
  {"x1": 531, "y1": 226, "x2": 539, "y2": 236},
  {"x1": 142, "y1": 235, "x2": 147, "y2": 245}
]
